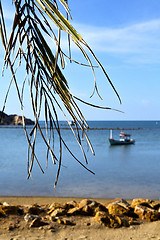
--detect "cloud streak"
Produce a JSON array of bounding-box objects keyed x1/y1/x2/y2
[{"x1": 73, "y1": 19, "x2": 160, "y2": 65}]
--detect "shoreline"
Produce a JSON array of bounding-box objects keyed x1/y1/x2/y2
[
  {"x1": 0, "y1": 196, "x2": 119, "y2": 205},
  {"x1": 1, "y1": 196, "x2": 159, "y2": 205}
]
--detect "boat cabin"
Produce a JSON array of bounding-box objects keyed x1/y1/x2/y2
[{"x1": 119, "y1": 131, "x2": 131, "y2": 142}]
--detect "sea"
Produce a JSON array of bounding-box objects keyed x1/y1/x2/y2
[{"x1": 0, "y1": 120, "x2": 160, "y2": 199}]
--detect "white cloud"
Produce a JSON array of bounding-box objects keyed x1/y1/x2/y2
[
  {"x1": 71, "y1": 19, "x2": 160, "y2": 64},
  {"x1": 2, "y1": 4, "x2": 160, "y2": 66}
]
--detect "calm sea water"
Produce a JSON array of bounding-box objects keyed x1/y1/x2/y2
[{"x1": 0, "y1": 121, "x2": 160, "y2": 199}]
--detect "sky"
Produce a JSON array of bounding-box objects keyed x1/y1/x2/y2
[{"x1": 0, "y1": 0, "x2": 160, "y2": 120}]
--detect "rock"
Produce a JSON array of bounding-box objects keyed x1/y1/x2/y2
[
  {"x1": 149, "y1": 202, "x2": 160, "y2": 210},
  {"x1": 49, "y1": 216, "x2": 57, "y2": 222},
  {"x1": 3, "y1": 202, "x2": 9, "y2": 206},
  {"x1": 109, "y1": 215, "x2": 122, "y2": 228},
  {"x1": 79, "y1": 199, "x2": 93, "y2": 209},
  {"x1": 94, "y1": 210, "x2": 137, "y2": 228},
  {"x1": 1, "y1": 205, "x2": 22, "y2": 215},
  {"x1": 24, "y1": 213, "x2": 41, "y2": 222},
  {"x1": 48, "y1": 225, "x2": 55, "y2": 230},
  {"x1": 29, "y1": 218, "x2": 48, "y2": 228},
  {"x1": 48, "y1": 203, "x2": 64, "y2": 215},
  {"x1": 0, "y1": 208, "x2": 6, "y2": 217},
  {"x1": 63, "y1": 201, "x2": 78, "y2": 210},
  {"x1": 131, "y1": 199, "x2": 154, "y2": 208},
  {"x1": 50, "y1": 208, "x2": 67, "y2": 217},
  {"x1": 94, "y1": 211, "x2": 110, "y2": 226},
  {"x1": 105, "y1": 198, "x2": 130, "y2": 207},
  {"x1": 57, "y1": 218, "x2": 75, "y2": 225},
  {"x1": 134, "y1": 205, "x2": 160, "y2": 221},
  {"x1": 107, "y1": 203, "x2": 130, "y2": 216},
  {"x1": 78, "y1": 236, "x2": 88, "y2": 240},
  {"x1": 94, "y1": 205, "x2": 108, "y2": 215},
  {"x1": 84, "y1": 222, "x2": 91, "y2": 226},
  {"x1": 94, "y1": 211, "x2": 121, "y2": 228},
  {"x1": 8, "y1": 222, "x2": 19, "y2": 231},
  {"x1": 27, "y1": 204, "x2": 43, "y2": 215},
  {"x1": 66, "y1": 199, "x2": 108, "y2": 217},
  {"x1": 50, "y1": 216, "x2": 75, "y2": 225},
  {"x1": 67, "y1": 207, "x2": 82, "y2": 216},
  {"x1": 49, "y1": 202, "x2": 63, "y2": 210},
  {"x1": 119, "y1": 217, "x2": 130, "y2": 227},
  {"x1": 119, "y1": 216, "x2": 138, "y2": 227},
  {"x1": 81, "y1": 205, "x2": 92, "y2": 215},
  {"x1": 78, "y1": 199, "x2": 108, "y2": 216},
  {"x1": 8, "y1": 224, "x2": 15, "y2": 231}
]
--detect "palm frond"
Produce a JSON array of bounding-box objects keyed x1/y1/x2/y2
[{"x1": 0, "y1": 0, "x2": 121, "y2": 186}]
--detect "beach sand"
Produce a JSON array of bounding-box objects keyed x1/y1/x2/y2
[{"x1": 0, "y1": 196, "x2": 160, "y2": 240}]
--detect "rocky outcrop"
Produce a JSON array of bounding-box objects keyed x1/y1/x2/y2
[{"x1": 0, "y1": 111, "x2": 34, "y2": 125}]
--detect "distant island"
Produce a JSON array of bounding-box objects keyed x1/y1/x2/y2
[{"x1": 0, "y1": 111, "x2": 34, "y2": 125}]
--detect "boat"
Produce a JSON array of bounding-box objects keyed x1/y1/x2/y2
[{"x1": 109, "y1": 130, "x2": 135, "y2": 146}]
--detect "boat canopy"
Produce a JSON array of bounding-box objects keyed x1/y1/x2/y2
[
  {"x1": 120, "y1": 131, "x2": 131, "y2": 137},
  {"x1": 120, "y1": 133, "x2": 131, "y2": 137}
]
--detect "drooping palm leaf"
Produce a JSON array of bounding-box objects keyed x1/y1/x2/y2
[{"x1": 0, "y1": 0, "x2": 121, "y2": 186}]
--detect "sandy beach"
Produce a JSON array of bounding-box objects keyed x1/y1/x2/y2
[{"x1": 0, "y1": 196, "x2": 160, "y2": 240}]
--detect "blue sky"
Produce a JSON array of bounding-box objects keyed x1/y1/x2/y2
[{"x1": 0, "y1": 0, "x2": 160, "y2": 120}]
